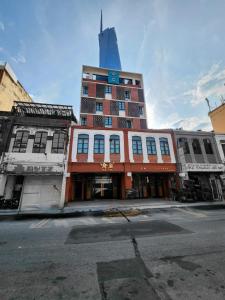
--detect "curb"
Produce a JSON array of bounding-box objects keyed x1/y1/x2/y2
[{"x1": 0, "y1": 202, "x2": 225, "y2": 220}]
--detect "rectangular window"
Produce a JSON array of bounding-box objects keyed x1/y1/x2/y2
[
  {"x1": 83, "y1": 85, "x2": 88, "y2": 96},
  {"x1": 105, "y1": 117, "x2": 112, "y2": 126},
  {"x1": 33, "y1": 132, "x2": 48, "y2": 153},
  {"x1": 124, "y1": 78, "x2": 132, "y2": 85},
  {"x1": 110, "y1": 135, "x2": 120, "y2": 154},
  {"x1": 160, "y1": 138, "x2": 170, "y2": 155},
  {"x1": 222, "y1": 143, "x2": 225, "y2": 157},
  {"x1": 203, "y1": 139, "x2": 213, "y2": 154},
  {"x1": 139, "y1": 106, "x2": 143, "y2": 115},
  {"x1": 96, "y1": 102, "x2": 103, "y2": 112},
  {"x1": 81, "y1": 117, "x2": 87, "y2": 126},
  {"x1": 52, "y1": 132, "x2": 66, "y2": 153},
  {"x1": 94, "y1": 135, "x2": 104, "y2": 154},
  {"x1": 119, "y1": 101, "x2": 125, "y2": 110},
  {"x1": 12, "y1": 131, "x2": 29, "y2": 153},
  {"x1": 126, "y1": 120, "x2": 132, "y2": 128},
  {"x1": 124, "y1": 90, "x2": 130, "y2": 100},
  {"x1": 146, "y1": 137, "x2": 157, "y2": 155},
  {"x1": 77, "y1": 134, "x2": 89, "y2": 154},
  {"x1": 132, "y1": 136, "x2": 142, "y2": 154},
  {"x1": 105, "y1": 85, "x2": 112, "y2": 94}
]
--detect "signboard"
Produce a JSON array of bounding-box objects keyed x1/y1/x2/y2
[
  {"x1": 184, "y1": 163, "x2": 225, "y2": 172},
  {"x1": 6, "y1": 164, "x2": 63, "y2": 174},
  {"x1": 108, "y1": 70, "x2": 120, "y2": 85}
]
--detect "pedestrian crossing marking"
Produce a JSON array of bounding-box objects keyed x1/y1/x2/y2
[{"x1": 30, "y1": 218, "x2": 49, "y2": 229}]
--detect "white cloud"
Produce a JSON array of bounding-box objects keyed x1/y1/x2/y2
[
  {"x1": 0, "y1": 21, "x2": 5, "y2": 31},
  {"x1": 11, "y1": 54, "x2": 26, "y2": 64},
  {"x1": 182, "y1": 63, "x2": 225, "y2": 107}
]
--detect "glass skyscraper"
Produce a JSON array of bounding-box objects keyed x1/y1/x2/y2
[{"x1": 98, "y1": 11, "x2": 122, "y2": 70}]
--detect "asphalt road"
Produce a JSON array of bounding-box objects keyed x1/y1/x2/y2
[{"x1": 1, "y1": 206, "x2": 225, "y2": 300}]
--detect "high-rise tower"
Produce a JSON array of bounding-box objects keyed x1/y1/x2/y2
[{"x1": 98, "y1": 11, "x2": 122, "y2": 70}]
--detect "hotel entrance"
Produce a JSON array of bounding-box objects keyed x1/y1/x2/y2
[{"x1": 73, "y1": 173, "x2": 121, "y2": 200}]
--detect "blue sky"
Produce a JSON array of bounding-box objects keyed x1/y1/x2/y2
[{"x1": 1, "y1": 0, "x2": 225, "y2": 130}]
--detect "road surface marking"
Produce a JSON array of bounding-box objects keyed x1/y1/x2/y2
[
  {"x1": 176, "y1": 207, "x2": 206, "y2": 218},
  {"x1": 30, "y1": 218, "x2": 49, "y2": 229},
  {"x1": 54, "y1": 220, "x2": 69, "y2": 228}
]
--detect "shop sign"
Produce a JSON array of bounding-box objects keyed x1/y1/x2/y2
[
  {"x1": 100, "y1": 162, "x2": 114, "y2": 171},
  {"x1": 6, "y1": 164, "x2": 63, "y2": 174},
  {"x1": 184, "y1": 163, "x2": 225, "y2": 172}
]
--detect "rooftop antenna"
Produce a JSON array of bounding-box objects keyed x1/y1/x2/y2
[
  {"x1": 100, "y1": 10, "x2": 103, "y2": 33},
  {"x1": 205, "y1": 97, "x2": 211, "y2": 112}
]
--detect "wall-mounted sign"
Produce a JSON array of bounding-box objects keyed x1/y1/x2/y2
[
  {"x1": 184, "y1": 163, "x2": 225, "y2": 172},
  {"x1": 100, "y1": 162, "x2": 114, "y2": 171},
  {"x1": 108, "y1": 70, "x2": 120, "y2": 85}
]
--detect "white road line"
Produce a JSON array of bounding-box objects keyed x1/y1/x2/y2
[
  {"x1": 30, "y1": 218, "x2": 50, "y2": 229},
  {"x1": 176, "y1": 207, "x2": 206, "y2": 218},
  {"x1": 54, "y1": 220, "x2": 69, "y2": 228}
]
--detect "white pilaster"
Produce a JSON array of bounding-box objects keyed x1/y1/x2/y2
[
  {"x1": 120, "y1": 133, "x2": 125, "y2": 162},
  {"x1": 88, "y1": 133, "x2": 94, "y2": 162},
  {"x1": 104, "y1": 134, "x2": 110, "y2": 162},
  {"x1": 72, "y1": 132, "x2": 78, "y2": 162},
  {"x1": 128, "y1": 133, "x2": 134, "y2": 162},
  {"x1": 156, "y1": 138, "x2": 163, "y2": 163},
  {"x1": 142, "y1": 136, "x2": 149, "y2": 163},
  {"x1": 168, "y1": 137, "x2": 176, "y2": 163}
]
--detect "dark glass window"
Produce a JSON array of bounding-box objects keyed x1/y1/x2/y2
[
  {"x1": 96, "y1": 102, "x2": 103, "y2": 112},
  {"x1": 132, "y1": 136, "x2": 142, "y2": 154},
  {"x1": 105, "y1": 117, "x2": 112, "y2": 126},
  {"x1": 81, "y1": 117, "x2": 87, "y2": 126},
  {"x1": 124, "y1": 78, "x2": 132, "y2": 85},
  {"x1": 139, "y1": 106, "x2": 144, "y2": 115},
  {"x1": 12, "y1": 130, "x2": 29, "y2": 153},
  {"x1": 119, "y1": 101, "x2": 125, "y2": 110},
  {"x1": 146, "y1": 137, "x2": 157, "y2": 155},
  {"x1": 110, "y1": 135, "x2": 120, "y2": 154},
  {"x1": 203, "y1": 139, "x2": 213, "y2": 154},
  {"x1": 83, "y1": 85, "x2": 88, "y2": 96},
  {"x1": 160, "y1": 137, "x2": 170, "y2": 155},
  {"x1": 33, "y1": 131, "x2": 48, "y2": 153},
  {"x1": 94, "y1": 135, "x2": 104, "y2": 154},
  {"x1": 221, "y1": 143, "x2": 225, "y2": 157},
  {"x1": 124, "y1": 90, "x2": 130, "y2": 100},
  {"x1": 126, "y1": 120, "x2": 132, "y2": 128},
  {"x1": 105, "y1": 85, "x2": 112, "y2": 93},
  {"x1": 52, "y1": 131, "x2": 66, "y2": 154},
  {"x1": 192, "y1": 139, "x2": 202, "y2": 154},
  {"x1": 77, "y1": 134, "x2": 89, "y2": 154},
  {"x1": 177, "y1": 137, "x2": 190, "y2": 154}
]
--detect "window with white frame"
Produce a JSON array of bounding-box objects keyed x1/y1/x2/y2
[
  {"x1": 110, "y1": 135, "x2": 120, "y2": 154},
  {"x1": 105, "y1": 85, "x2": 112, "y2": 94},
  {"x1": 105, "y1": 117, "x2": 112, "y2": 127},
  {"x1": 94, "y1": 135, "x2": 104, "y2": 154},
  {"x1": 81, "y1": 117, "x2": 87, "y2": 126},
  {"x1": 96, "y1": 102, "x2": 103, "y2": 112},
  {"x1": 146, "y1": 137, "x2": 157, "y2": 155},
  {"x1": 12, "y1": 130, "x2": 29, "y2": 153},
  {"x1": 119, "y1": 101, "x2": 125, "y2": 111},
  {"x1": 77, "y1": 134, "x2": 89, "y2": 154},
  {"x1": 160, "y1": 137, "x2": 170, "y2": 155},
  {"x1": 132, "y1": 136, "x2": 142, "y2": 154},
  {"x1": 124, "y1": 90, "x2": 130, "y2": 100}
]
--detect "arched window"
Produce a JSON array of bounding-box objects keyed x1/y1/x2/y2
[
  {"x1": 52, "y1": 131, "x2": 66, "y2": 153},
  {"x1": 146, "y1": 137, "x2": 156, "y2": 155},
  {"x1": 132, "y1": 136, "x2": 142, "y2": 154},
  {"x1": 13, "y1": 130, "x2": 29, "y2": 153},
  {"x1": 33, "y1": 131, "x2": 48, "y2": 153},
  {"x1": 110, "y1": 135, "x2": 120, "y2": 154},
  {"x1": 177, "y1": 137, "x2": 190, "y2": 154},
  {"x1": 94, "y1": 135, "x2": 104, "y2": 154},
  {"x1": 77, "y1": 134, "x2": 89, "y2": 154},
  {"x1": 203, "y1": 138, "x2": 213, "y2": 154},
  {"x1": 192, "y1": 139, "x2": 202, "y2": 154},
  {"x1": 160, "y1": 137, "x2": 170, "y2": 155}
]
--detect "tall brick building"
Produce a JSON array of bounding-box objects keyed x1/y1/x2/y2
[{"x1": 65, "y1": 65, "x2": 177, "y2": 202}]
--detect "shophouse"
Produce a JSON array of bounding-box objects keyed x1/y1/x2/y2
[
  {"x1": 174, "y1": 130, "x2": 224, "y2": 201},
  {"x1": 0, "y1": 101, "x2": 76, "y2": 210}
]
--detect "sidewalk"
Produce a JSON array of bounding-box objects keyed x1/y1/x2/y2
[{"x1": 0, "y1": 198, "x2": 225, "y2": 219}]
